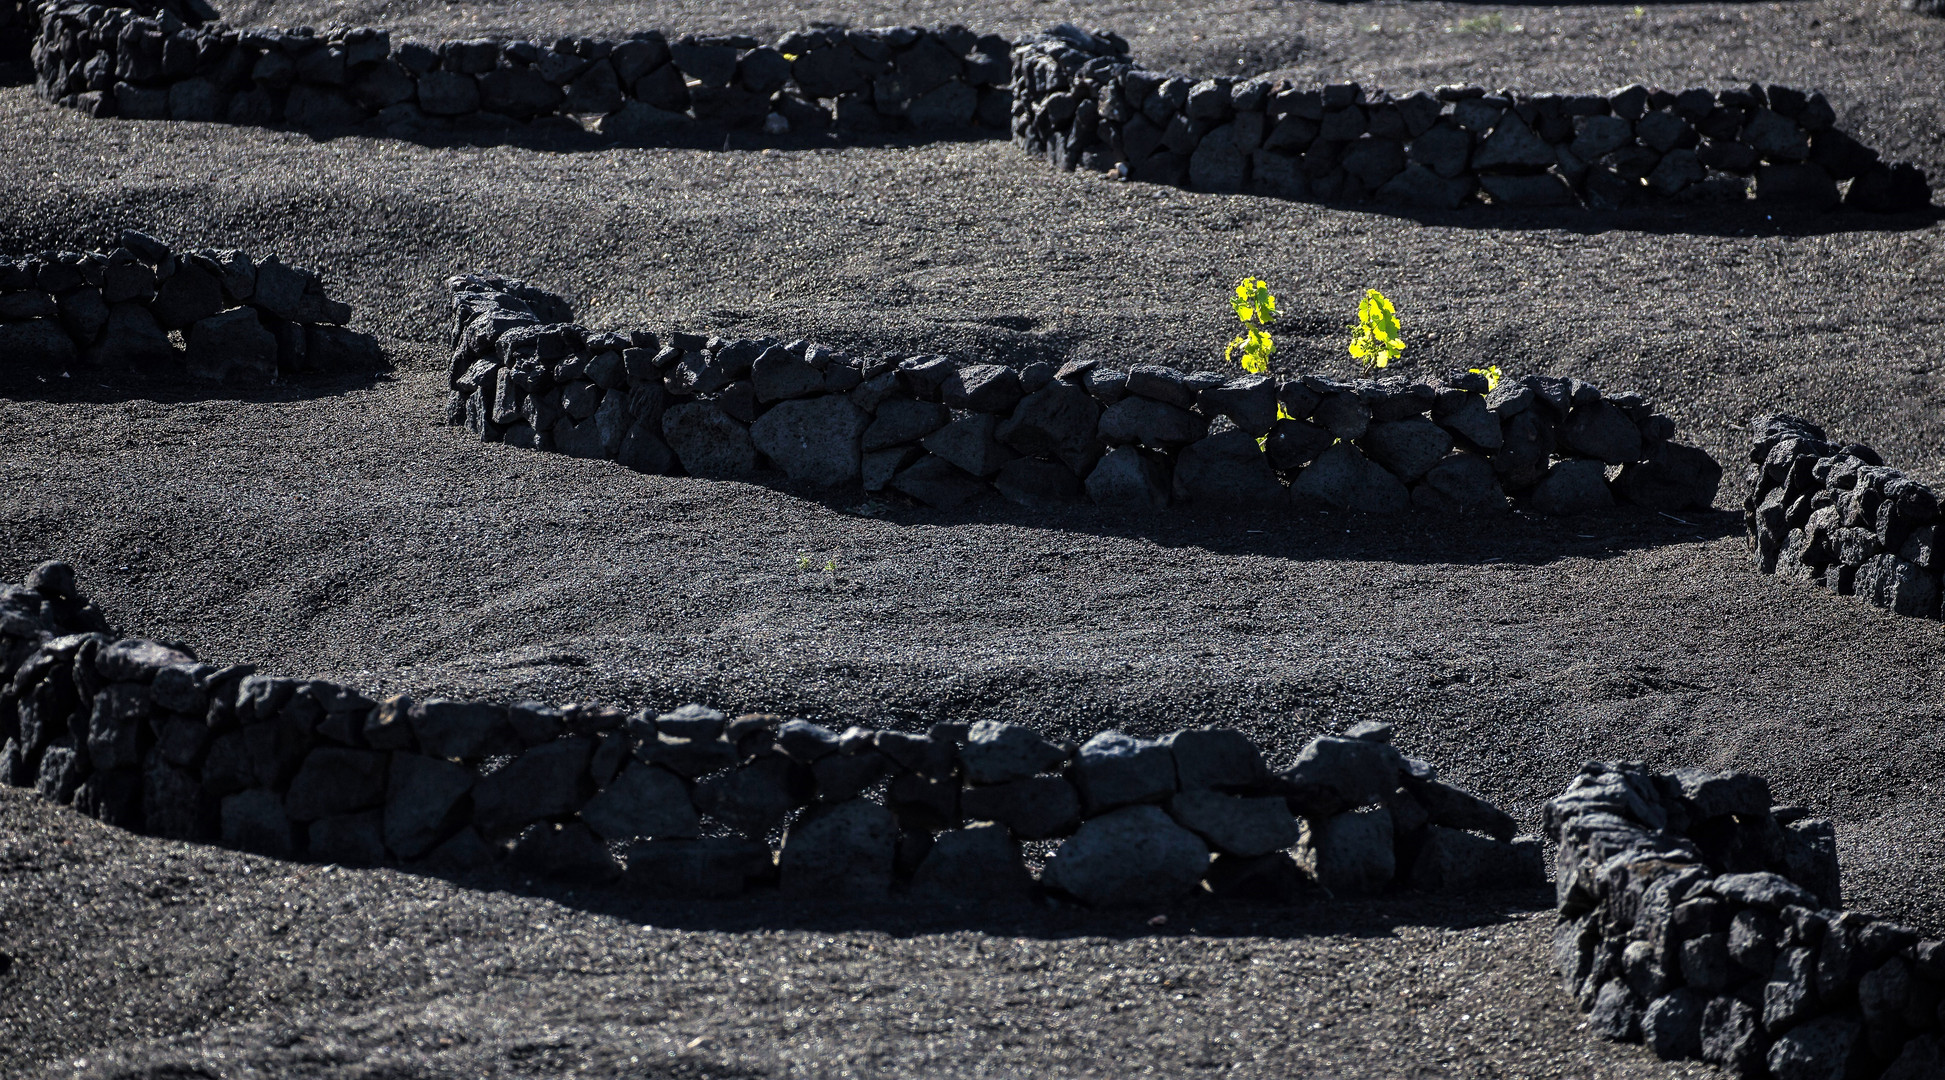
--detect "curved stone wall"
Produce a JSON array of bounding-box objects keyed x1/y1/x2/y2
[
  {"x1": 0, "y1": 563, "x2": 1544, "y2": 905},
  {"x1": 31, "y1": 3, "x2": 1012, "y2": 139},
  {"x1": 20, "y1": 4, "x2": 1932, "y2": 220},
  {"x1": 446, "y1": 271, "x2": 1721, "y2": 516},
  {"x1": 1010, "y1": 25, "x2": 1933, "y2": 213},
  {"x1": 1744, "y1": 414, "x2": 1942, "y2": 619},
  {"x1": 1548, "y1": 762, "x2": 1945, "y2": 1079},
  {"x1": 0, "y1": 231, "x2": 379, "y2": 384}
]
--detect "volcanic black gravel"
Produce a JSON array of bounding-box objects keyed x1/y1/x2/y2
[{"x1": 2, "y1": 0, "x2": 1944, "y2": 1075}]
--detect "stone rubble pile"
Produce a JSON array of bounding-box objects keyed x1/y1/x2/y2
[
  {"x1": 1011, "y1": 25, "x2": 1932, "y2": 213},
  {"x1": 31, "y1": 3, "x2": 1012, "y2": 139},
  {"x1": 1549, "y1": 761, "x2": 1945, "y2": 1079},
  {"x1": 446, "y1": 272, "x2": 1721, "y2": 516},
  {"x1": 0, "y1": 230, "x2": 381, "y2": 384},
  {"x1": 1745, "y1": 414, "x2": 1945, "y2": 620},
  {"x1": 0, "y1": 563, "x2": 1544, "y2": 905}
]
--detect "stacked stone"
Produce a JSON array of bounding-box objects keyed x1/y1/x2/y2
[
  {"x1": 0, "y1": 563, "x2": 1546, "y2": 905},
  {"x1": 447, "y1": 272, "x2": 1721, "y2": 516},
  {"x1": 1744, "y1": 415, "x2": 1943, "y2": 619},
  {"x1": 1548, "y1": 761, "x2": 1945, "y2": 1079},
  {"x1": 1010, "y1": 24, "x2": 1932, "y2": 213},
  {"x1": 0, "y1": 230, "x2": 379, "y2": 384},
  {"x1": 31, "y1": 4, "x2": 1011, "y2": 138},
  {"x1": 0, "y1": 561, "x2": 112, "y2": 691},
  {"x1": 5, "y1": 0, "x2": 208, "y2": 66}
]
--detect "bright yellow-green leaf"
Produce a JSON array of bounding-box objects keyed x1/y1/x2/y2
[
  {"x1": 1347, "y1": 288, "x2": 1406, "y2": 374},
  {"x1": 1227, "y1": 276, "x2": 1279, "y2": 376}
]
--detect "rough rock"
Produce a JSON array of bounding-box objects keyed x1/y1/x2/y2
[
  {"x1": 1071, "y1": 730, "x2": 1176, "y2": 814},
  {"x1": 283, "y1": 748, "x2": 387, "y2": 822},
  {"x1": 472, "y1": 737, "x2": 593, "y2": 835},
  {"x1": 1170, "y1": 429, "x2": 1286, "y2": 505},
  {"x1": 1098, "y1": 396, "x2": 1206, "y2": 449},
  {"x1": 863, "y1": 399, "x2": 949, "y2": 451},
  {"x1": 1562, "y1": 402, "x2": 1644, "y2": 464},
  {"x1": 749, "y1": 394, "x2": 867, "y2": 487},
  {"x1": 960, "y1": 720, "x2": 1068, "y2": 785},
  {"x1": 1363, "y1": 418, "x2": 1453, "y2": 482},
  {"x1": 1277, "y1": 735, "x2": 1403, "y2": 816},
  {"x1": 1163, "y1": 727, "x2": 1268, "y2": 791},
  {"x1": 185, "y1": 307, "x2": 278, "y2": 384},
  {"x1": 891, "y1": 454, "x2": 988, "y2": 508},
  {"x1": 778, "y1": 798, "x2": 898, "y2": 897},
  {"x1": 1530, "y1": 458, "x2": 1615, "y2": 515},
  {"x1": 1167, "y1": 788, "x2": 1299, "y2": 857},
  {"x1": 662, "y1": 401, "x2": 759, "y2": 479},
  {"x1": 923, "y1": 412, "x2": 1015, "y2": 477},
  {"x1": 220, "y1": 788, "x2": 296, "y2": 857},
  {"x1": 996, "y1": 381, "x2": 1103, "y2": 474},
  {"x1": 1041, "y1": 804, "x2": 1211, "y2": 906},
  {"x1": 1084, "y1": 446, "x2": 1170, "y2": 509},
  {"x1": 579, "y1": 762, "x2": 700, "y2": 841},
  {"x1": 910, "y1": 823, "x2": 1035, "y2": 901},
  {"x1": 1289, "y1": 442, "x2": 1409, "y2": 514},
  {"x1": 959, "y1": 774, "x2": 1081, "y2": 839},
  {"x1": 1301, "y1": 805, "x2": 1394, "y2": 893}
]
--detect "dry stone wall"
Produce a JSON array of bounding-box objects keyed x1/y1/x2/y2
[
  {"x1": 31, "y1": 3, "x2": 1012, "y2": 139},
  {"x1": 1744, "y1": 414, "x2": 1944, "y2": 620},
  {"x1": 0, "y1": 563, "x2": 1545, "y2": 906},
  {"x1": 1010, "y1": 25, "x2": 1933, "y2": 213},
  {"x1": 20, "y1": 3, "x2": 1930, "y2": 221},
  {"x1": 0, "y1": 230, "x2": 381, "y2": 384},
  {"x1": 6, "y1": 0, "x2": 207, "y2": 67},
  {"x1": 447, "y1": 271, "x2": 1721, "y2": 516},
  {"x1": 1548, "y1": 761, "x2": 1945, "y2": 1079}
]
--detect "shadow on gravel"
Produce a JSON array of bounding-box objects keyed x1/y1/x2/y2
[
  {"x1": 0, "y1": 366, "x2": 395, "y2": 405},
  {"x1": 192, "y1": 118, "x2": 1938, "y2": 238},
  {"x1": 425, "y1": 860, "x2": 1555, "y2": 941},
  {"x1": 1352, "y1": 199, "x2": 1940, "y2": 238},
  {"x1": 823, "y1": 485, "x2": 1741, "y2": 567},
  {"x1": 292, "y1": 119, "x2": 1008, "y2": 157}
]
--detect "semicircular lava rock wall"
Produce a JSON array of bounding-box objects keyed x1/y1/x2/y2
[
  {"x1": 1548, "y1": 762, "x2": 1945, "y2": 1079},
  {"x1": 1744, "y1": 414, "x2": 1945, "y2": 620},
  {"x1": 20, "y1": 3, "x2": 1934, "y2": 220},
  {"x1": 0, "y1": 563, "x2": 1545, "y2": 907},
  {"x1": 1011, "y1": 25, "x2": 1933, "y2": 214},
  {"x1": 0, "y1": 230, "x2": 382, "y2": 385},
  {"x1": 446, "y1": 271, "x2": 1723, "y2": 517},
  {"x1": 30, "y1": 4, "x2": 1013, "y2": 141}
]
